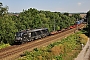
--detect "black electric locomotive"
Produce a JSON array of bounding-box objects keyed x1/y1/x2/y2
[{"x1": 15, "y1": 28, "x2": 50, "y2": 43}]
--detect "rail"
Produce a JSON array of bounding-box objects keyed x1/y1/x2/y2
[{"x1": 0, "y1": 24, "x2": 86, "y2": 60}]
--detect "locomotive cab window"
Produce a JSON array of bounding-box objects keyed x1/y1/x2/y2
[{"x1": 16, "y1": 32, "x2": 23, "y2": 37}]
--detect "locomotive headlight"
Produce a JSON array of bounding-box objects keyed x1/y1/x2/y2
[
  {"x1": 20, "y1": 38, "x2": 22, "y2": 40},
  {"x1": 24, "y1": 37, "x2": 25, "y2": 38}
]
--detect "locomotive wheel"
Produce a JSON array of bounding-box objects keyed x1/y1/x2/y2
[
  {"x1": 21, "y1": 40, "x2": 25, "y2": 44},
  {"x1": 35, "y1": 37, "x2": 38, "y2": 40},
  {"x1": 25, "y1": 38, "x2": 29, "y2": 42},
  {"x1": 39, "y1": 36, "x2": 41, "y2": 39},
  {"x1": 31, "y1": 38, "x2": 34, "y2": 41},
  {"x1": 22, "y1": 38, "x2": 29, "y2": 43}
]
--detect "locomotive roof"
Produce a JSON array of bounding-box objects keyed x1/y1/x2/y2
[
  {"x1": 30, "y1": 28, "x2": 48, "y2": 32},
  {"x1": 31, "y1": 29, "x2": 43, "y2": 32},
  {"x1": 18, "y1": 28, "x2": 48, "y2": 33}
]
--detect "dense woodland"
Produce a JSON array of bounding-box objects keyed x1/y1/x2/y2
[{"x1": 0, "y1": 2, "x2": 89, "y2": 44}]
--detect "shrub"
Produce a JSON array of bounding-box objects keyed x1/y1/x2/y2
[
  {"x1": 37, "y1": 55, "x2": 42, "y2": 60},
  {"x1": 78, "y1": 34, "x2": 88, "y2": 45},
  {"x1": 51, "y1": 44, "x2": 64, "y2": 56},
  {"x1": 0, "y1": 43, "x2": 10, "y2": 49}
]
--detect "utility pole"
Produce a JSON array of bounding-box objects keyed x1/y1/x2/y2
[
  {"x1": 54, "y1": 19, "x2": 55, "y2": 31},
  {"x1": 87, "y1": 18, "x2": 88, "y2": 26},
  {"x1": 87, "y1": 18, "x2": 90, "y2": 37},
  {"x1": 76, "y1": 18, "x2": 78, "y2": 30},
  {"x1": 87, "y1": 18, "x2": 88, "y2": 36}
]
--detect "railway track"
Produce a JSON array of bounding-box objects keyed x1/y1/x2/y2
[{"x1": 0, "y1": 24, "x2": 86, "y2": 60}]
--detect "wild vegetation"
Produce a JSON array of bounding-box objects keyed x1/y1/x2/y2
[
  {"x1": 17, "y1": 31, "x2": 88, "y2": 60},
  {"x1": 0, "y1": 2, "x2": 89, "y2": 60},
  {"x1": 0, "y1": 42, "x2": 10, "y2": 49},
  {"x1": 0, "y1": 2, "x2": 18, "y2": 44}
]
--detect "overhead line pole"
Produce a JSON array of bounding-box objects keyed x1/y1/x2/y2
[
  {"x1": 76, "y1": 18, "x2": 78, "y2": 30},
  {"x1": 54, "y1": 19, "x2": 55, "y2": 31}
]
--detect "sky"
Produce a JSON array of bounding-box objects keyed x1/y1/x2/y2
[{"x1": 0, "y1": 0, "x2": 90, "y2": 13}]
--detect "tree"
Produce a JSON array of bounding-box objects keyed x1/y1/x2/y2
[
  {"x1": 0, "y1": 2, "x2": 77, "y2": 44},
  {"x1": 0, "y1": 15, "x2": 18, "y2": 44},
  {"x1": 0, "y1": 2, "x2": 8, "y2": 16},
  {"x1": 72, "y1": 14, "x2": 82, "y2": 20},
  {"x1": 86, "y1": 10, "x2": 90, "y2": 36},
  {"x1": 0, "y1": 2, "x2": 17, "y2": 44},
  {"x1": 64, "y1": 12, "x2": 69, "y2": 16},
  {"x1": 86, "y1": 10, "x2": 90, "y2": 24},
  {"x1": 86, "y1": 10, "x2": 90, "y2": 18}
]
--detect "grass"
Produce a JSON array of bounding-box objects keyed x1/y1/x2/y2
[{"x1": 0, "y1": 42, "x2": 10, "y2": 49}]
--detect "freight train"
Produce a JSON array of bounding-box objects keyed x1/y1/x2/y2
[
  {"x1": 50, "y1": 19, "x2": 84, "y2": 35},
  {"x1": 15, "y1": 19, "x2": 84, "y2": 43},
  {"x1": 15, "y1": 28, "x2": 50, "y2": 43},
  {"x1": 69, "y1": 19, "x2": 84, "y2": 29}
]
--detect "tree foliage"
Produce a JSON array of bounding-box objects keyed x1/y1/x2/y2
[
  {"x1": 86, "y1": 10, "x2": 90, "y2": 35},
  {"x1": 72, "y1": 14, "x2": 82, "y2": 20},
  {"x1": 0, "y1": 15, "x2": 18, "y2": 44},
  {"x1": 64, "y1": 12, "x2": 69, "y2": 16},
  {"x1": 86, "y1": 10, "x2": 90, "y2": 18},
  {"x1": 0, "y1": 2, "x2": 8, "y2": 16},
  {"x1": 15, "y1": 8, "x2": 76, "y2": 32},
  {"x1": 0, "y1": 2, "x2": 17, "y2": 44},
  {"x1": 0, "y1": 2, "x2": 77, "y2": 44},
  {"x1": 86, "y1": 10, "x2": 90, "y2": 24}
]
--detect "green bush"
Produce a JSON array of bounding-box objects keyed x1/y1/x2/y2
[
  {"x1": 0, "y1": 43, "x2": 10, "y2": 49},
  {"x1": 78, "y1": 34, "x2": 88, "y2": 45}
]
